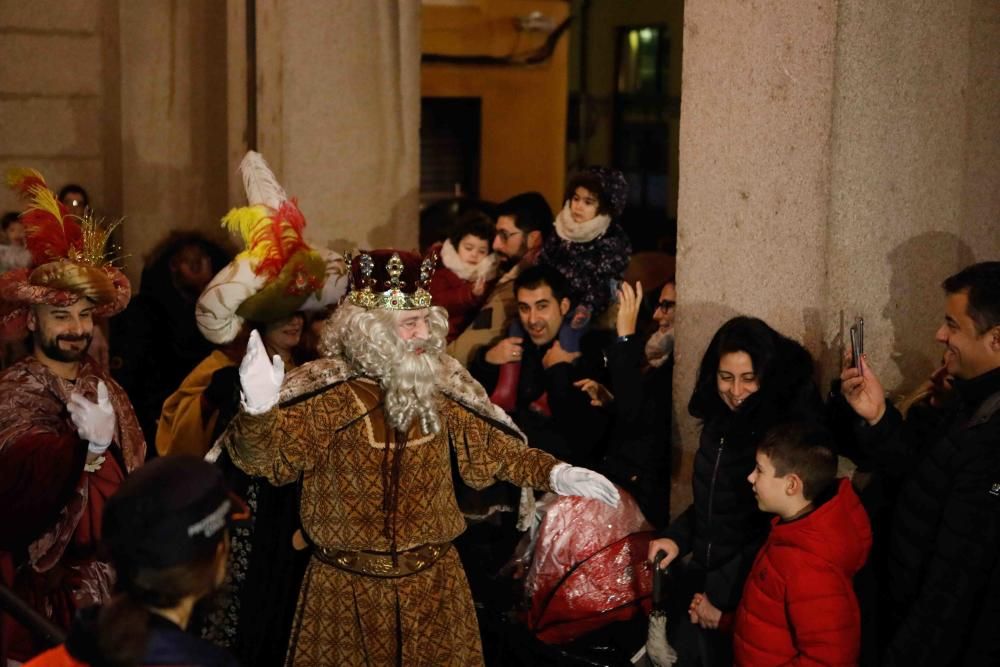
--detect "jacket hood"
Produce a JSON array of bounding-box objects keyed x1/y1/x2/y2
[{"x1": 769, "y1": 477, "x2": 872, "y2": 576}]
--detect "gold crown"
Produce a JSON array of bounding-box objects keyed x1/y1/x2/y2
[{"x1": 346, "y1": 250, "x2": 436, "y2": 310}]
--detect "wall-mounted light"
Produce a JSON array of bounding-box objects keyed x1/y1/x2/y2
[{"x1": 515, "y1": 11, "x2": 557, "y2": 33}]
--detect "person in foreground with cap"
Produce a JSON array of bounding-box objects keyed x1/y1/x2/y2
[
  {"x1": 218, "y1": 249, "x2": 621, "y2": 666},
  {"x1": 0, "y1": 169, "x2": 145, "y2": 663},
  {"x1": 25, "y1": 456, "x2": 244, "y2": 667}
]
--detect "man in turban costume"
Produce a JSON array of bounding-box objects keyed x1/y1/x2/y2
[
  {"x1": 0, "y1": 169, "x2": 145, "y2": 663},
  {"x1": 219, "y1": 249, "x2": 620, "y2": 666}
]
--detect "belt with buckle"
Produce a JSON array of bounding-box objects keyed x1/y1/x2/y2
[{"x1": 314, "y1": 542, "x2": 450, "y2": 578}]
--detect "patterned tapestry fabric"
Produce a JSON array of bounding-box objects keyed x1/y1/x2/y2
[
  {"x1": 219, "y1": 372, "x2": 559, "y2": 664},
  {"x1": 0, "y1": 355, "x2": 145, "y2": 652},
  {"x1": 287, "y1": 548, "x2": 482, "y2": 667},
  {"x1": 224, "y1": 382, "x2": 556, "y2": 552}
]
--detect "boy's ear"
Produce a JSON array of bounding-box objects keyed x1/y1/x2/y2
[
  {"x1": 559, "y1": 298, "x2": 571, "y2": 317},
  {"x1": 785, "y1": 473, "x2": 804, "y2": 497}
]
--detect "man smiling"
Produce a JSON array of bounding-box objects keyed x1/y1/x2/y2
[
  {"x1": 840, "y1": 261, "x2": 1000, "y2": 664},
  {"x1": 471, "y1": 264, "x2": 612, "y2": 467},
  {"x1": 447, "y1": 192, "x2": 552, "y2": 366},
  {"x1": 0, "y1": 169, "x2": 144, "y2": 663}
]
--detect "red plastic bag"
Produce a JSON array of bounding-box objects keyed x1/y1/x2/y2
[{"x1": 524, "y1": 490, "x2": 656, "y2": 644}]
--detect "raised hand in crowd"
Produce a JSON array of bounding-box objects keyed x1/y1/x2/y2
[
  {"x1": 616, "y1": 280, "x2": 643, "y2": 337},
  {"x1": 239, "y1": 329, "x2": 284, "y2": 414},
  {"x1": 839, "y1": 352, "x2": 887, "y2": 425},
  {"x1": 484, "y1": 335, "x2": 523, "y2": 365}
]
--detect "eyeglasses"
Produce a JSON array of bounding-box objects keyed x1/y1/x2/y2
[
  {"x1": 656, "y1": 300, "x2": 676, "y2": 311},
  {"x1": 496, "y1": 229, "x2": 523, "y2": 243}
]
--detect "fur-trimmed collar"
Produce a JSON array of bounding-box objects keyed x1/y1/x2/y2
[
  {"x1": 554, "y1": 202, "x2": 612, "y2": 243},
  {"x1": 209, "y1": 352, "x2": 539, "y2": 529},
  {"x1": 439, "y1": 239, "x2": 498, "y2": 283}
]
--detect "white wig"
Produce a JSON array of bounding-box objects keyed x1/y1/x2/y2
[{"x1": 319, "y1": 303, "x2": 450, "y2": 435}]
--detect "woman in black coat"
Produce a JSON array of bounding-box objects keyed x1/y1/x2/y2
[{"x1": 647, "y1": 316, "x2": 823, "y2": 667}]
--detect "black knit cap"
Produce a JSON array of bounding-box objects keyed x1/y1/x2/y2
[
  {"x1": 584, "y1": 166, "x2": 629, "y2": 218},
  {"x1": 102, "y1": 456, "x2": 248, "y2": 570}
]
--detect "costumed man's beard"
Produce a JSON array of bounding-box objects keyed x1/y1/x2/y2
[
  {"x1": 645, "y1": 329, "x2": 674, "y2": 368},
  {"x1": 37, "y1": 331, "x2": 93, "y2": 362},
  {"x1": 381, "y1": 338, "x2": 444, "y2": 436},
  {"x1": 323, "y1": 303, "x2": 450, "y2": 436}
]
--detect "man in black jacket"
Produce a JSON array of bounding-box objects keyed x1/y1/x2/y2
[
  {"x1": 841, "y1": 261, "x2": 1000, "y2": 666},
  {"x1": 469, "y1": 264, "x2": 611, "y2": 467}
]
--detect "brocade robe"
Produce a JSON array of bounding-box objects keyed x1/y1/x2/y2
[
  {"x1": 0, "y1": 355, "x2": 145, "y2": 662},
  {"x1": 220, "y1": 356, "x2": 558, "y2": 666}
]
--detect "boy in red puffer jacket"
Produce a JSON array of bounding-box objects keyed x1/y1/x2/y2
[{"x1": 694, "y1": 421, "x2": 872, "y2": 666}]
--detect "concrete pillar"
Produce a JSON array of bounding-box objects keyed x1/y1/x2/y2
[
  {"x1": 117, "y1": 0, "x2": 232, "y2": 286},
  {"x1": 673, "y1": 0, "x2": 1000, "y2": 514},
  {"x1": 0, "y1": 0, "x2": 109, "y2": 215},
  {"x1": 255, "y1": 1, "x2": 421, "y2": 253}
]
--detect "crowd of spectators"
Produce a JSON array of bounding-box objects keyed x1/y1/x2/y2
[{"x1": 1, "y1": 170, "x2": 998, "y2": 667}]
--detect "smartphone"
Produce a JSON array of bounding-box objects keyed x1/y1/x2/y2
[{"x1": 850, "y1": 317, "x2": 864, "y2": 368}]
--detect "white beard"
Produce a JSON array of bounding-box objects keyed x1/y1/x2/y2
[{"x1": 381, "y1": 340, "x2": 443, "y2": 436}]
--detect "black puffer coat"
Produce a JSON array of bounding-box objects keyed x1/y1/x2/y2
[
  {"x1": 858, "y1": 366, "x2": 1000, "y2": 666},
  {"x1": 660, "y1": 331, "x2": 823, "y2": 611}
]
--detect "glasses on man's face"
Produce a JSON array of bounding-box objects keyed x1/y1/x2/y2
[
  {"x1": 496, "y1": 229, "x2": 523, "y2": 243},
  {"x1": 656, "y1": 300, "x2": 676, "y2": 311}
]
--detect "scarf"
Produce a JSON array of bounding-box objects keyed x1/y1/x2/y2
[
  {"x1": 439, "y1": 239, "x2": 498, "y2": 283},
  {"x1": 554, "y1": 202, "x2": 612, "y2": 244},
  {"x1": 645, "y1": 329, "x2": 675, "y2": 368}
]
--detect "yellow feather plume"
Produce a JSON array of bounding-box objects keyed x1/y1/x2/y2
[
  {"x1": 222, "y1": 205, "x2": 271, "y2": 261},
  {"x1": 6, "y1": 167, "x2": 62, "y2": 222}
]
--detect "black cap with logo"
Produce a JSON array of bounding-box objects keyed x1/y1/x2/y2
[{"x1": 102, "y1": 456, "x2": 249, "y2": 570}]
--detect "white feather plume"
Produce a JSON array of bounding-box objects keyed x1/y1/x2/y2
[{"x1": 239, "y1": 150, "x2": 287, "y2": 210}]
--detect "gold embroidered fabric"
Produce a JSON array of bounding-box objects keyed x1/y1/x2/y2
[{"x1": 221, "y1": 379, "x2": 557, "y2": 665}]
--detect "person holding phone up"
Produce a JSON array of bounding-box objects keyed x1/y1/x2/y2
[{"x1": 839, "y1": 261, "x2": 1000, "y2": 666}]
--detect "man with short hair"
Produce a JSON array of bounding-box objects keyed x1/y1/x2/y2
[
  {"x1": 840, "y1": 261, "x2": 1000, "y2": 664},
  {"x1": 0, "y1": 169, "x2": 145, "y2": 663},
  {"x1": 447, "y1": 191, "x2": 552, "y2": 367},
  {"x1": 470, "y1": 264, "x2": 612, "y2": 467},
  {"x1": 220, "y1": 249, "x2": 619, "y2": 666}
]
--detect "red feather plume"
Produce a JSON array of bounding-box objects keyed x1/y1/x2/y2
[{"x1": 6, "y1": 168, "x2": 83, "y2": 266}]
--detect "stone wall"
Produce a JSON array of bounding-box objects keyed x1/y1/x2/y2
[{"x1": 672, "y1": 0, "x2": 1000, "y2": 514}]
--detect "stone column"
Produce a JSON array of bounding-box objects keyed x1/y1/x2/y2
[
  {"x1": 255, "y1": 1, "x2": 421, "y2": 253},
  {"x1": 672, "y1": 0, "x2": 1000, "y2": 514},
  {"x1": 0, "y1": 0, "x2": 109, "y2": 214},
  {"x1": 117, "y1": 0, "x2": 232, "y2": 285}
]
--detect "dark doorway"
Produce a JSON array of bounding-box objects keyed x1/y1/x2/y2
[{"x1": 420, "y1": 97, "x2": 482, "y2": 204}]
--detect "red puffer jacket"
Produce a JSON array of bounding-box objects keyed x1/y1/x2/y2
[{"x1": 733, "y1": 478, "x2": 872, "y2": 666}]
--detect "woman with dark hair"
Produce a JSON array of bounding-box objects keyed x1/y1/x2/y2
[
  {"x1": 647, "y1": 316, "x2": 824, "y2": 667},
  {"x1": 26, "y1": 456, "x2": 243, "y2": 667}
]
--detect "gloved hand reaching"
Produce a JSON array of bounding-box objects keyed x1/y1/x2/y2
[
  {"x1": 549, "y1": 462, "x2": 620, "y2": 507},
  {"x1": 67, "y1": 380, "x2": 116, "y2": 455},
  {"x1": 239, "y1": 329, "x2": 284, "y2": 415}
]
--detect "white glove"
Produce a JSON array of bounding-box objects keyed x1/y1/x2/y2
[
  {"x1": 67, "y1": 380, "x2": 116, "y2": 455},
  {"x1": 549, "y1": 462, "x2": 620, "y2": 508},
  {"x1": 239, "y1": 329, "x2": 284, "y2": 415}
]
